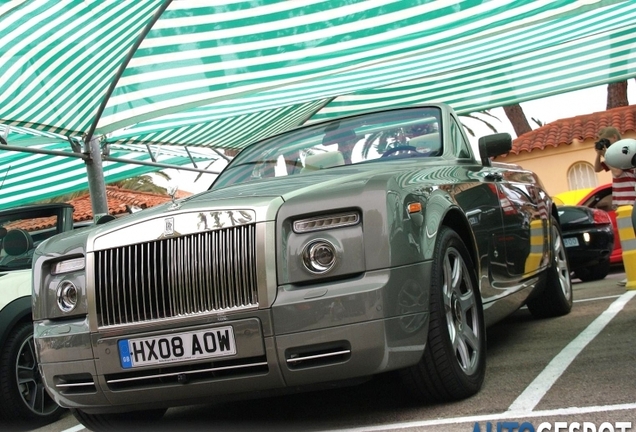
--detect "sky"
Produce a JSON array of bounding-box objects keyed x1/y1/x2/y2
[{"x1": 158, "y1": 82, "x2": 636, "y2": 194}]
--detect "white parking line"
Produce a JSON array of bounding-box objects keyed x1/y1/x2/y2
[
  {"x1": 574, "y1": 294, "x2": 621, "y2": 303},
  {"x1": 62, "y1": 425, "x2": 85, "y2": 432},
  {"x1": 323, "y1": 290, "x2": 636, "y2": 432},
  {"x1": 507, "y1": 290, "x2": 636, "y2": 413},
  {"x1": 62, "y1": 290, "x2": 636, "y2": 432},
  {"x1": 323, "y1": 402, "x2": 636, "y2": 432}
]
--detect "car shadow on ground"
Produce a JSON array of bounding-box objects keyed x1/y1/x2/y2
[
  {"x1": 153, "y1": 311, "x2": 543, "y2": 432},
  {"x1": 153, "y1": 372, "x2": 425, "y2": 432}
]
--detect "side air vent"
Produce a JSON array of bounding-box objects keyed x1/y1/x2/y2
[
  {"x1": 285, "y1": 341, "x2": 351, "y2": 369},
  {"x1": 54, "y1": 374, "x2": 97, "y2": 394}
]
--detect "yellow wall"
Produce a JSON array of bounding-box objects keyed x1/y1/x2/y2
[{"x1": 496, "y1": 133, "x2": 636, "y2": 196}]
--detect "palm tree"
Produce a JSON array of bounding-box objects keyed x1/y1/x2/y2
[
  {"x1": 607, "y1": 80, "x2": 629, "y2": 109},
  {"x1": 500, "y1": 80, "x2": 631, "y2": 137},
  {"x1": 502, "y1": 104, "x2": 533, "y2": 137},
  {"x1": 111, "y1": 174, "x2": 169, "y2": 194},
  {"x1": 460, "y1": 111, "x2": 500, "y2": 137}
]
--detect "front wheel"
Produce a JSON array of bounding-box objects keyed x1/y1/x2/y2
[
  {"x1": 0, "y1": 321, "x2": 65, "y2": 428},
  {"x1": 400, "y1": 226, "x2": 485, "y2": 402},
  {"x1": 527, "y1": 216, "x2": 573, "y2": 318}
]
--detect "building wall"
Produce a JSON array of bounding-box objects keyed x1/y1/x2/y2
[{"x1": 497, "y1": 133, "x2": 636, "y2": 197}]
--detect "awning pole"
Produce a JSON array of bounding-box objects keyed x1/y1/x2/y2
[{"x1": 84, "y1": 137, "x2": 109, "y2": 220}]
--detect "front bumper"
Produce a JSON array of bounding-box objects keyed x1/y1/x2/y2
[{"x1": 35, "y1": 262, "x2": 431, "y2": 414}]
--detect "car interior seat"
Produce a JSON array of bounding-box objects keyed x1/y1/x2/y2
[
  {"x1": 3, "y1": 228, "x2": 35, "y2": 256},
  {"x1": 302, "y1": 151, "x2": 345, "y2": 172}
]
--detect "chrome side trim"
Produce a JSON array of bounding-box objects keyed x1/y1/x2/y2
[
  {"x1": 286, "y1": 350, "x2": 351, "y2": 364},
  {"x1": 106, "y1": 361, "x2": 269, "y2": 385},
  {"x1": 55, "y1": 381, "x2": 95, "y2": 388}
]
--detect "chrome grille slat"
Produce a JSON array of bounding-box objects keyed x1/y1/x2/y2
[{"x1": 95, "y1": 224, "x2": 258, "y2": 327}]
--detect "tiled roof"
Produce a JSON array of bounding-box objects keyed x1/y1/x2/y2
[
  {"x1": 4, "y1": 216, "x2": 57, "y2": 232},
  {"x1": 71, "y1": 186, "x2": 192, "y2": 222},
  {"x1": 2, "y1": 188, "x2": 192, "y2": 232},
  {"x1": 510, "y1": 104, "x2": 636, "y2": 155}
]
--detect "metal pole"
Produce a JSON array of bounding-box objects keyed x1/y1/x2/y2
[
  {"x1": 84, "y1": 137, "x2": 109, "y2": 221},
  {"x1": 103, "y1": 155, "x2": 220, "y2": 174},
  {"x1": 0, "y1": 144, "x2": 88, "y2": 159}
]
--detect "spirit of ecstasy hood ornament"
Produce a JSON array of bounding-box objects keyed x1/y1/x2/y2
[{"x1": 167, "y1": 185, "x2": 181, "y2": 211}]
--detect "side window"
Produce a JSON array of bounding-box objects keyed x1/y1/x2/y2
[
  {"x1": 582, "y1": 187, "x2": 613, "y2": 212},
  {"x1": 450, "y1": 117, "x2": 472, "y2": 158},
  {"x1": 568, "y1": 162, "x2": 598, "y2": 190}
]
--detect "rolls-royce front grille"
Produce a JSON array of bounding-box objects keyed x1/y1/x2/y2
[{"x1": 94, "y1": 224, "x2": 258, "y2": 327}]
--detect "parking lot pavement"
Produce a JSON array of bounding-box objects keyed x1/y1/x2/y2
[{"x1": 16, "y1": 267, "x2": 636, "y2": 432}]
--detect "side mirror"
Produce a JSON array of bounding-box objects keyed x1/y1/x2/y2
[{"x1": 478, "y1": 133, "x2": 512, "y2": 167}]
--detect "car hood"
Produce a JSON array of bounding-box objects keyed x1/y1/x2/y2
[
  {"x1": 36, "y1": 166, "x2": 389, "y2": 254},
  {"x1": 0, "y1": 268, "x2": 31, "y2": 310},
  {"x1": 195, "y1": 166, "x2": 378, "y2": 201},
  {"x1": 36, "y1": 160, "x2": 473, "y2": 255}
]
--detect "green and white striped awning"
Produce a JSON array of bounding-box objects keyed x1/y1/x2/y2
[
  {"x1": 1, "y1": 0, "x2": 636, "y2": 205},
  {"x1": 0, "y1": 126, "x2": 220, "y2": 209}
]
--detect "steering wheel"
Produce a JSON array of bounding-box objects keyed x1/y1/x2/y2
[{"x1": 381, "y1": 145, "x2": 419, "y2": 158}]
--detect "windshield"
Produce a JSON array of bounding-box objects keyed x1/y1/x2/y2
[{"x1": 213, "y1": 107, "x2": 442, "y2": 189}]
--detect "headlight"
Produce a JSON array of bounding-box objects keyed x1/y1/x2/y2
[
  {"x1": 293, "y1": 212, "x2": 360, "y2": 233},
  {"x1": 302, "y1": 239, "x2": 337, "y2": 274},
  {"x1": 56, "y1": 281, "x2": 79, "y2": 313},
  {"x1": 52, "y1": 257, "x2": 85, "y2": 275}
]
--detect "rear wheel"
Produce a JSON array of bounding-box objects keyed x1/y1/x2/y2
[
  {"x1": 400, "y1": 226, "x2": 485, "y2": 402},
  {"x1": 527, "y1": 216, "x2": 573, "y2": 318},
  {"x1": 573, "y1": 259, "x2": 610, "y2": 282},
  {"x1": 72, "y1": 407, "x2": 167, "y2": 432},
  {"x1": 0, "y1": 321, "x2": 64, "y2": 428}
]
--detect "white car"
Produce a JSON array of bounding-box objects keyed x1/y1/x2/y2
[{"x1": 0, "y1": 204, "x2": 74, "y2": 428}]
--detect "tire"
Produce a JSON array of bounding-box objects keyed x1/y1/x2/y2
[
  {"x1": 573, "y1": 259, "x2": 610, "y2": 282},
  {"x1": 400, "y1": 226, "x2": 486, "y2": 402},
  {"x1": 527, "y1": 216, "x2": 573, "y2": 318},
  {"x1": 72, "y1": 407, "x2": 167, "y2": 432},
  {"x1": 0, "y1": 321, "x2": 65, "y2": 428}
]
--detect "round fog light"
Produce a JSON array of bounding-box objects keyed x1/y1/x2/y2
[
  {"x1": 57, "y1": 281, "x2": 79, "y2": 313},
  {"x1": 303, "y1": 240, "x2": 337, "y2": 274}
]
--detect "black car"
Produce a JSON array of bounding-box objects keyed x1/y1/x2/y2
[{"x1": 557, "y1": 205, "x2": 614, "y2": 281}]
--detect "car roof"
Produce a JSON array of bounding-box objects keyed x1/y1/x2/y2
[{"x1": 552, "y1": 188, "x2": 594, "y2": 206}]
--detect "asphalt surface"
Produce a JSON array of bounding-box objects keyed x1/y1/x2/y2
[{"x1": 15, "y1": 266, "x2": 636, "y2": 432}]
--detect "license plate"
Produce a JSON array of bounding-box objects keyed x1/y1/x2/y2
[
  {"x1": 563, "y1": 237, "x2": 579, "y2": 247},
  {"x1": 118, "y1": 326, "x2": 236, "y2": 369}
]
